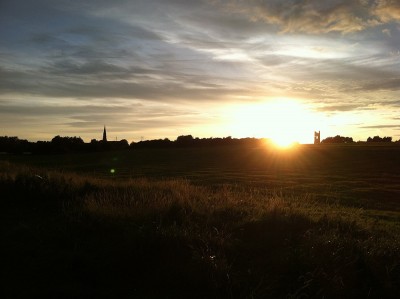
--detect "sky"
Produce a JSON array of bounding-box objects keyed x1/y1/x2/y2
[{"x1": 1, "y1": 0, "x2": 400, "y2": 144}]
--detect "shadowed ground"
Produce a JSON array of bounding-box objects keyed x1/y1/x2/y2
[{"x1": 1, "y1": 144, "x2": 399, "y2": 298}]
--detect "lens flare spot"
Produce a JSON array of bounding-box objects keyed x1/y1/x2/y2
[{"x1": 110, "y1": 169, "x2": 116, "y2": 174}]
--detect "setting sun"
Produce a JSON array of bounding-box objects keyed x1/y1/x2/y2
[
  {"x1": 271, "y1": 137, "x2": 297, "y2": 149},
  {"x1": 227, "y1": 98, "x2": 320, "y2": 144}
]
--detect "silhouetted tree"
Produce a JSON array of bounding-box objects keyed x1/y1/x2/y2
[
  {"x1": 0, "y1": 136, "x2": 30, "y2": 153},
  {"x1": 176, "y1": 135, "x2": 193, "y2": 142},
  {"x1": 110, "y1": 139, "x2": 129, "y2": 150},
  {"x1": 50, "y1": 135, "x2": 84, "y2": 152},
  {"x1": 367, "y1": 136, "x2": 392, "y2": 143},
  {"x1": 176, "y1": 135, "x2": 194, "y2": 147},
  {"x1": 51, "y1": 135, "x2": 84, "y2": 145},
  {"x1": 321, "y1": 135, "x2": 353, "y2": 144},
  {"x1": 132, "y1": 138, "x2": 173, "y2": 149}
]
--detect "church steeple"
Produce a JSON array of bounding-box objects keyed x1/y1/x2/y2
[{"x1": 102, "y1": 126, "x2": 107, "y2": 142}]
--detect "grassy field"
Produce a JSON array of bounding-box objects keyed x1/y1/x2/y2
[{"x1": 1, "y1": 144, "x2": 400, "y2": 298}]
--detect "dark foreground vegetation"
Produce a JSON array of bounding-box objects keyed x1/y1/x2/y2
[{"x1": 1, "y1": 144, "x2": 400, "y2": 298}]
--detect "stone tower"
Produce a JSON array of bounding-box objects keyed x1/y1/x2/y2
[
  {"x1": 103, "y1": 126, "x2": 107, "y2": 142},
  {"x1": 314, "y1": 131, "x2": 320, "y2": 144}
]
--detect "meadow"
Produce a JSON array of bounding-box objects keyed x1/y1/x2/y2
[{"x1": 1, "y1": 144, "x2": 400, "y2": 298}]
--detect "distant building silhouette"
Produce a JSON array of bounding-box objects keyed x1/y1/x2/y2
[
  {"x1": 103, "y1": 126, "x2": 107, "y2": 142},
  {"x1": 314, "y1": 131, "x2": 320, "y2": 144}
]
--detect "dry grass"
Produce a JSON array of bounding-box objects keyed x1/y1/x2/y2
[{"x1": 1, "y1": 161, "x2": 400, "y2": 298}]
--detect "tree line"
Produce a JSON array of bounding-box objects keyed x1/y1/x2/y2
[
  {"x1": 0, "y1": 136, "x2": 129, "y2": 154},
  {"x1": 321, "y1": 135, "x2": 395, "y2": 144},
  {"x1": 133, "y1": 135, "x2": 263, "y2": 149},
  {"x1": 0, "y1": 134, "x2": 399, "y2": 154},
  {"x1": 0, "y1": 135, "x2": 266, "y2": 154}
]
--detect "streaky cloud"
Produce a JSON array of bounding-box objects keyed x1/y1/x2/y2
[
  {"x1": 360, "y1": 124, "x2": 400, "y2": 129},
  {"x1": 315, "y1": 103, "x2": 367, "y2": 112}
]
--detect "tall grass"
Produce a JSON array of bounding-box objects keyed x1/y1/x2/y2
[{"x1": 1, "y1": 161, "x2": 399, "y2": 298}]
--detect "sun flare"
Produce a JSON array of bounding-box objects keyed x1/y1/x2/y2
[{"x1": 227, "y1": 98, "x2": 320, "y2": 144}]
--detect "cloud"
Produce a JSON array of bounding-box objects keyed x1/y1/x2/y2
[
  {"x1": 360, "y1": 124, "x2": 400, "y2": 129},
  {"x1": 0, "y1": 101, "x2": 141, "y2": 116},
  {"x1": 382, "y1": 28, "x2": 391, "y2": 36},
  {"x1": 358, "y1": 77, "x2": 400, "y2": 91},
  {"x1": 0, "y1": 63, "x2": 246, "y2": 102},
  {"x1": 216, "y1": 0, "x2": 400, "y2": 34},
  {"x1": 45, "y1": 59, "x2": 132, "y2": 77},
  {"x1": 315, "y1": 103, "x2": 366, "y2": 112},
  {"x1": 1, "y1": 0, "x2": 400, "y2": 141},
  {"x1": 374, "y1": 0, "x2": 400, "y2": 23},
  {"x1": 0, "y1": 0, "x2": 259, "y2": 103}
]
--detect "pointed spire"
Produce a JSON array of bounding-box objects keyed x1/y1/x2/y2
[{"x1": 103, "y1": 125, "x2": 107, "y2": 142}]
